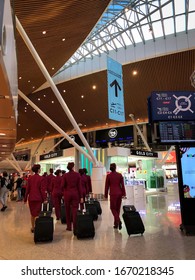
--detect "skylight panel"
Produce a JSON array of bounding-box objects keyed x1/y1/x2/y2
[
  {"x1": 162, "y1": 2, "x2": 173, "y2": 18},
  {"x1": 188, "y1": 13, "x2": 195, "y2": 30},
  {"x1": 163, "y1": 18, "x2": 174, "y2": 35},
  {"x1": 189, "y1": 0, "x2": 195, "y2": 11},
  {"x1": 174, "y1": 0, "x2": 185, "y2": 14},
  {"x1": 152, "y1": 21, "x2": 164, "y2": 38},
  {"x1": 175, "y1": 15, "x2": 185, "y2": 33},
  {"x1": 131, "y1": 28, "x2": 143, "y2": 44}
]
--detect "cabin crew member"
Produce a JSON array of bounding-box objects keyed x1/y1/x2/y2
[
  {"x1": 61, "y1": 162, "x2": 83, "y2": 233},
  {"x1": 46, "y1": 168, "x2": 55, "y2": 196},
  {"x1": 24, "y1": 164, "x2": 47, "y2": 233},
  {"x1": 83, "y1": 168, "x2": 92, "y2": 194},
  {"x1": 104, "y1": 163, "x2": 126, "y2": 230},
  {"x1": 51, "y1": 169, "x2": 63, "y2": 220},
  {"x1": 79, "y1": 168, "x2": 88, "y2": 208}
]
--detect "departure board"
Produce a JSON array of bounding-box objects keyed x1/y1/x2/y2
[{"x1": 159, "y1": 121, "x2": 195, "y2": 143}]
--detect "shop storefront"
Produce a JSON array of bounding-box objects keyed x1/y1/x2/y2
[{"x1": 38, "y1": 148, "x2": 75, "y2": 174}]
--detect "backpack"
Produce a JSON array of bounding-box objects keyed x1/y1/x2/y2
[{"x1": 2, "y1": 177, "x2": 12, "y2": 191}]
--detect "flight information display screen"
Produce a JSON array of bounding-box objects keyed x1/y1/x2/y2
[{"x1": 159, "y1": 121, "x2": 195, "y2": 143}]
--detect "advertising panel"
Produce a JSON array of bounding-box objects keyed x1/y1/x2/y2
[{"x1": 180, "y1": 147, "x2": 195, "y2": 198}]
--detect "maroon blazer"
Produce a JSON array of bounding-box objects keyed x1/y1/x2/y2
[
  {"x1": 61, "y1": 170, "x2": 83, "y2": 199},
  {"x1": 104, "y1": 171, "x2": 126, "y2": 198},
  {"x1": 24, "y1": 173, "x2": 47, "y2": 202},
  {"x1": 86, "y1": 174, "x2": 92, "y2": 193},
  {"x1": 80, "y1": 174, "x2": 88, "y2": 193},
  {"x1": 47, "y1": 174, "x2": 55, "y2": 193},
  {"x1": 51, "y1": 176, "x2": 63, "y2": 196}
]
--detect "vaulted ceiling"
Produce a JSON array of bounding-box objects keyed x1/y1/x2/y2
[{"x1": 11, "y1": 0, "x2": 195, "y2": 143}]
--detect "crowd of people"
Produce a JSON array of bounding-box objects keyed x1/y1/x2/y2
[{"x1": 0, "y1": 162, "x2": 126, "y2": 233}]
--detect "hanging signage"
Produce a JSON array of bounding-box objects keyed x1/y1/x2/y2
[
  {"x1": 130, "y1": 149, "x2": 158, "y2": 158},
  {"x1": 40, "y1": 150, "x2": 63, "y2": 161},
  {"x1": 107, "y1": 57, "x2": 125, "y2": 122},
  {"x1": 149, "y1": 91, "x2": 195, "y2": 121}
]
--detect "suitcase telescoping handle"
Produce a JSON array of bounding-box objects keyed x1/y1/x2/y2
[{"x1": 41, "y1": 202, "x2": 50, "y2": 212}]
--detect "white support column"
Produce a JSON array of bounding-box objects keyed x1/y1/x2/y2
[
  {"x1": 129, "y1": 114, "x2": 151, "y2": 151},
  {"x1": 25, "y1": 131, "x2": 49, "y2": 170},
  {"x1": 6, "y1": 158, "x2": 21, "y2": 174},
  {"x1": 46, "y1": 137, "x2": 65, "y2": 154},
  {"x1": 159, "y1": 145, "x2": 175, "y2": 167},
  {"x1": 18, "y1": 90, "x2": 93, "y2": 163},
  {"x1": 15, "y1": 138, "x2": 25, "y2": 145},
  {"x1": 10, "y1": 153, "x2": 23, "y2": 173},
  {"x1": 16, "y1": 16, "x2": 98, "y2": 167}
]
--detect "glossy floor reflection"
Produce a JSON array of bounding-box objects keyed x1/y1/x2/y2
[{"x1": 0, "y1": 185, "x2": 195, "y2": 260}]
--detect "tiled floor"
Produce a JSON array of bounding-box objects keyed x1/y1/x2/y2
[{"x1": 0, "y1": 185, "x2": 195, "y2": 260}]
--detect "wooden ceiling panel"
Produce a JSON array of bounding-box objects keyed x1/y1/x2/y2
[{"x1": 13, "y1": 0, "x2": 111, "y2": 95}]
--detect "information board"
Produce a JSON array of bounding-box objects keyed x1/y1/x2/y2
[{"x1": 150, "y1": 91, "x2": 195, "y2": 121}]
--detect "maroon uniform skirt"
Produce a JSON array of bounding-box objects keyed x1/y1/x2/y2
[{"x1": 28, "y1": 201, "x2": 42, "y2": 217}]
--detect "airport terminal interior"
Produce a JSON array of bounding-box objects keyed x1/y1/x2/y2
[
  {"x1": 1, "y1": 1, "x2": 195, "y2": 261},
  {"x1": 1, "y1": 184, "x2": 195, "y2": 260}
]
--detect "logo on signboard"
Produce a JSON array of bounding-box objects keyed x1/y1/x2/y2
[
  {"x1": 108, "y1": 128, "x2": 118, "y2": 138},
  {"x1": 173, "y1": 94, "x2": 194, "y2": 115}
]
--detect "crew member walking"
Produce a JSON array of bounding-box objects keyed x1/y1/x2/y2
[
  {"x1": 61, "y1": 162, "x2": 83, "y2": 233},
  {"x1": 104, "y1": 163, "x2": 126, "y2": 230}
]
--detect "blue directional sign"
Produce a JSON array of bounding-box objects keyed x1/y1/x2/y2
[
  {"x1": 107, "y1": 57, "x2": 125, "y2": 122},
  {"x1": 150, "y1": 91, "x2": 195, "y2": 121}
]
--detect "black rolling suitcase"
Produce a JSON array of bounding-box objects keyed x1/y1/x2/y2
[
  {"x1": 34, "y1": 203, "x2": 54, "y2": 243},
  {"x1": 90, "y1": 198, "x2": 102, "y2": 215},
  {"x1": 122, "y1": 211, "x2": 145, "y2": 236},
  {"x1": 75, "y1": 209, "x2": 95, "y2": 239},
  {"x1": 60, "y1": 200, "x2": 66, "y2": 224},
  {"x1": 85, "y1": 201, "x2": 98, "y2": 220}
]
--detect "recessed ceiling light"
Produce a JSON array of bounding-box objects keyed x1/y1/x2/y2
[
  {"x1": 63, "y1": 90, "x2": 66, "y2": 93},
  {"x1": 92, "y1": 85, "x2": 96, "y2": 90},
  {"x1": 0, "y1": 133, "x2": 6, "y2": 136},
  {"x1": 32, "y1": 86, "x2": 35, "y2": 89},
  {"x1": 26, "y1": 129, "x2": 29, "y2": 131},
  {"x1": 62, "y1": 38, "x2": 66, "y2": 41},
  {"x1": 28, "y1": 80, "x2": 30, "y2": 83},
  {"x1": 19, "y1": 76, "x2": 22, "y2": 80},
  {"x1": 52, "y1": 101, "x2": 54, "y2": 103},
  {"x1": 81, "y1": 95, "x2": 84, "y2": 98},
  {"x1": 26, "y1": 103, "x2": 29, "y2": 106},
  {"x1": 42, "y1": 31, "x2": 46, "y2": 35},
  {"x1": 33, "y1": 110, "x2": 35, "y2": 112},
  {"x1": 52, "y1": 67, "x2": 55, "y2": 70},
  {"x1": 18, "y1": 124, "x2": 21, "y2": 126},
  {"x1": 38, "y1": 98, "x2": 40, "y2": 101},
  {"x1": 132, "y1": 70, "x2": 138, "y2": 75},
  {"x1": 43, "y1": 94, "x2": 46, "y2": 97},
  {"x1": 83, "y1": 109, "x2": 85, "y2": 112}
]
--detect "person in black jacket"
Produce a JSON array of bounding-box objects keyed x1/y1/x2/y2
[
  {"x1": 14, "y1": 174, "x2": 23, "y2": 201},
  {"x1": 0, "y1": 171, "x2": 10, "y2": 211}
]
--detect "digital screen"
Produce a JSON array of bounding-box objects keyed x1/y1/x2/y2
[
  {"x1": 159, "y1": 121, "x2": 195, "y2": 143},
  {"x1": 180, "y1": 147, "x2": 195, "y2": 198}
]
